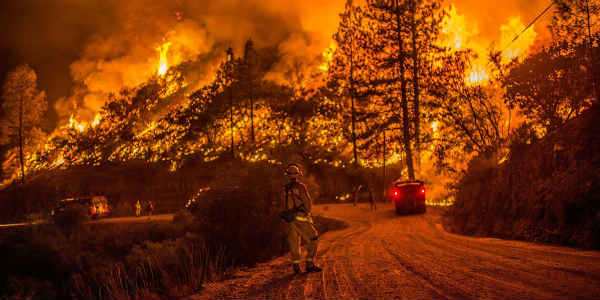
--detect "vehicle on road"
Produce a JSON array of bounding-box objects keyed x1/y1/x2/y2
[
  {"x1": 51, "y1": 196, "x2": 111, "y2": 219},
  {"x1": 390, "y1": 180, "x2": 426, "y2": 214}
]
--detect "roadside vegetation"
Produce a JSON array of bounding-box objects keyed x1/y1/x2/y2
[{"x1": 0, "y1": 161, "x2": 348, "y2": 299}]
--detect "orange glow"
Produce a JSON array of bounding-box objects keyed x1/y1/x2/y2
[
  {"x1": 441, "y1": 6, "x2": 478, "y2": 51},
  {"x1": 500, "y1": 16, "x2": 537, "y2": 61},
  {"x1": 441, "y1": 7, "x2": 537, "y2": 85},
  {"x1": 91, "y1": 113, "x2": 102, "y2": 128},
  {"x1": 157, "y1": 42, "x2": 172, "y2": 76},
  {"x1": 318, "y1": 42, "x2": 336, "y2": 71},
  {"x1": 441, "y1": 6, "x2": 490, "y2": 85},
  {"x1": 68, "y1": 115, "x2": 86, "y2": 132},
  {"x1": 466, "y1": 64, "x2": 490, "y2": 85}
]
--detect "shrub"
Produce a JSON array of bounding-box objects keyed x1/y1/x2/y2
[{"x1": 53, "y1": 203, "x2": 90, "y2": 235}]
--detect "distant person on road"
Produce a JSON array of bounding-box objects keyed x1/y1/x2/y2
[
  {"x1": 147, "y1": 200, "x2": 154, "y2": 218},
  {"x1": 283, "y1": 164, "x2": 322, "y2": 274},
  {"x1": 353, "y1": 184, "x2": 363, "y2": 207},
  {"x1": 135, "y1": 200, "x2": 142, "y2": 217},
  {"x1": 368, "y1": 184, "x2": 376, "y2": 211}
]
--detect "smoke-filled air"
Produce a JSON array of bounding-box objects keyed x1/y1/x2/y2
[{"x1": 0, "y1": 0, "x2": 599, "y2": 299}]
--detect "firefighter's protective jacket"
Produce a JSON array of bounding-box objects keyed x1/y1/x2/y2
[{"x1": 285, "y1": 181, "x2": 312, "y2": 221}]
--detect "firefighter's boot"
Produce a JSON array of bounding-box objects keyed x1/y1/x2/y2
[
  {"x1": 306, "y1": 262, "x2": 322, "y2": 273},
  {"x1": 293, "y1": 263, "x2": 301, "y2": 274}
]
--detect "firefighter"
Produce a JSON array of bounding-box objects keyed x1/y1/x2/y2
[
  {"x1": 353, "y1": 184, "x2": 363, "y2": 207},
  {"x1": 135, "y1": 200, "x2": 142, "y2": 217},
  {"x1": 368, "y1": 184, "x2": 376, "y2": 211},
  {"x1": 284, "y1": 164, "x2": 322, "y2": 274}
]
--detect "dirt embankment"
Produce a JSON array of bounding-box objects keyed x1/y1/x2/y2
[{"x1": 446, "y1": 107, "x2": 600, "y2": 249}]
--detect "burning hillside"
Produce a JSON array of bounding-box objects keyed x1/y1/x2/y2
[{"x1": 1, "y1": 0, "x2": 596, "y2": 209}]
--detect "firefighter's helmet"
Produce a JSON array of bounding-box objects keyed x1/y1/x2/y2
[{"x1": 285, "y1": 164, "x2": 303, "y2": 177}]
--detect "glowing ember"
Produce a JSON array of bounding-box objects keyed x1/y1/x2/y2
[
  {"x1": 156, "y1": 42, "x2": 172, "y2": 76},
  {"x1": 431, "y1": 121, "x2": 439, "y2": 133}
]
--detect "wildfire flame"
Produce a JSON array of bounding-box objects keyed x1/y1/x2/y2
[
  {"x1": 500, "y1": 16, "x2": 537, "y2": 61},
  {"x1": 441, "y1": 6, "x2": 537, "y2": 85},
  {"x1": 157, "y1": 42, "x2": 172, "y2": 76},
  {"x1": 466, "y1": 64, "x2": 490, "y2": 85},
  {"x1": 441, "y1": 6, "x2": 478, "y2": 51},
  {"x1": 319, "y1": 42, "x2": 336, "y2": 72},
  {"x1": 69, "y1": 115, "x2": 85, "y2": 132},
  {"x1": 91, "y1": 113, "x2": 102, "y2": 128}
]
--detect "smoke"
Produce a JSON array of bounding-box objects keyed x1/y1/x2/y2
[
  {"x1": 59, "y1": 0, "x2": 347, "y2": 121},
  {"x1": 2, "y1": 0, "x2": 552, "y2": 125},
  {"x1": 1, "y1": 0, "x2": 345, "y2": 124}
]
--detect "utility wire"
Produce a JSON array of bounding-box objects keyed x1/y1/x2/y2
[{"x1": 501, "y1": 2, "x2": 555, "y2": 53}]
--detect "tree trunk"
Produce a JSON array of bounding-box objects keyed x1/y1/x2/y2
[
  {"x1": 229, "y1": 88, "x2": 235, "y2": 158},
  {"x1": 394, "y1": 0, "x2": 416, "y2": 181},
  {"x1": 350, "y1": 30, "x2": 358, "y2": 167},
  {"x1": 250, "y1": 85, "x2": 255, "y2": 143},
  {"x1": 382, "y1": 129, "x2": 386, "y2": 201},
  {"x1": 19, "y1": 95, "x2": 25, "y2": 184},
  {"x1": 410, "y1": 0, "x2": 421, "y2": 175}
]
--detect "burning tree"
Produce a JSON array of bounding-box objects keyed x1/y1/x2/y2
[{"x1": 0, "y1": 65, "x2": 47, "y2": 184}]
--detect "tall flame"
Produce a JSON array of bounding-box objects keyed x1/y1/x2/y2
[
  {"x1": 500, "y1": 16, "x2": 537, "y2": 61},
  {"x1": 319, "y1": 42, "x2": 337, "y2": 72},
  {"x1": 441, "y1": 6, "x2": 478, "y2": 51},
  {"x1": 91, "y1": 113, "x2": 102, "y2": 128},
  {"x1": 156, "y1": 42, "x2": 172, "y2": 76},
  {"x1": 441, "y1": 6, "x2": 490, "y2": 85},
  {"x1": 466, "y1": 64, "x2": 490, "y2": 86},
  {"x1": 69, "y1": 115, "x2": 85, "y2": 132}
]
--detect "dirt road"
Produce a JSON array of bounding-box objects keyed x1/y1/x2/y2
[
  {"x1": 89, "y1": 213, "x2": 173, "y2": 224},
  {"x1": 191, "y1": 203, "x2": 600, "y2": 299}
]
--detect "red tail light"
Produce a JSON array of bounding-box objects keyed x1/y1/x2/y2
[
  {"x1": 420, "y1": 188, "x2": 425, "y2": 194},
  {"x1": 392, "y1": 189, "x2": 400, "y2": 197}
]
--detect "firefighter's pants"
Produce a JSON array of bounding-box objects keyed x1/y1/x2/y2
[{"x1": 287, "y1": 219, "x2": 319, "y2": 264}]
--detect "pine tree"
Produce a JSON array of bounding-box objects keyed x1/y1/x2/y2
[
  {"x1": 0, "y1": 64, "x2": 47, "y2": 184},
  {"x1": 331, "y1": 0, "x2": 365, "y2": 166},
  {"x1": 243, "y1": 39, "x2": 259, "y2": 143}
]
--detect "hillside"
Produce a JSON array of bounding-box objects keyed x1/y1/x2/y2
[{"x1": 446, "y1": 106, "x2": 600, "y2": 249}]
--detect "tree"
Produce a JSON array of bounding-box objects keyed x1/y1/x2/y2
[
  {"x1": 503, "y1": 44, "x2": 593, "y2": 132},
  {"x1": 428, "y1": 47, "x2": 514, "y2": 174},
  {"x1": 0, "y1": 64, "x2": 47, "y2": 184},
  {"x1": 332, "y1": 0, "x2": 364, "y2": 166},
  {"x1": 408, "y1": 0, "x2": 444, "y2": 173},
  {"x1": 552, "y1": 0, "x2": 600, "y2": 104},
  {"x1": 360, "y1": 0, "x2": 417, "y2": 179},
  {"x1": 242, "y1": 39, "x2": 259, "y2": 144}
]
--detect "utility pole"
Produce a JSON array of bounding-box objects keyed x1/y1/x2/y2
[{"x1": 227, "y1": 48, "x2": 235, "y2": 158}]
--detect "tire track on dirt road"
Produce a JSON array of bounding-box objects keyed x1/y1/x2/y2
[{"x1": 190, "y1": 204, "x2": 600, "y2": 299}]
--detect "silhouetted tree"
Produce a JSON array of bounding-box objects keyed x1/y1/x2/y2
[
  {"x1": 503, "y1": 44, "x2": 593, "y2": 132},
  {"x1": 0, "y1": 64, "x2": 47, "y2": 183}
]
